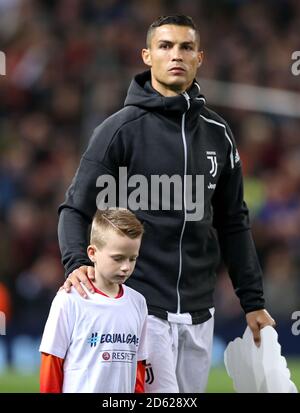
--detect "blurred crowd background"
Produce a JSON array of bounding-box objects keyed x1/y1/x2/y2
[{"x1": 0, "y1": 0, "x2": 300, "y2": 374}]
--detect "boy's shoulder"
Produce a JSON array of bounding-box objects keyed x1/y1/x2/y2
[
  {"x1": 124, "y1": 285, "x2": 147, "y2": 306},
  {"x1": 124, "y1": 284, "x2": 144, "y2": 298},
  {"x1": 52, "y1": 288, "x2": 82, "y2": 307}
]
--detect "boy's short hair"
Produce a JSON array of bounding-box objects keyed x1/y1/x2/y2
[
  {"x1": 90, "y1": 208, "x2": 144, "y2": 248},
  {"x1": 146, "y1": 15, "x2": 200, "y2": 48}
]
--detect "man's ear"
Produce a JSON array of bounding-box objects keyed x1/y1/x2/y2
[
  {"x1": 142, "y1": 48, "x2": 152, "y2": 67},
  {"x1": 87, "y1": 245, "x2": 96, "y2": 263},
  {"x1": 197, "y1": 51, "x2": 204, "y2": 68}
]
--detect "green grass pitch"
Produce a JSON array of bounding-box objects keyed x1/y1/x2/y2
[{"x1": 0, "y1": 359, "x2": 299, "y2": 393}]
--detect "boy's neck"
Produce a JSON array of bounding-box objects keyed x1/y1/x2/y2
[{"x1": 91, "y1": 277, "x2": 121, "y2": 298}]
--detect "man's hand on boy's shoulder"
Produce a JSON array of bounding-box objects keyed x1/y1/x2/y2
[{"x1": 60, "y1": 265, "x2": 96, "y2": 298}]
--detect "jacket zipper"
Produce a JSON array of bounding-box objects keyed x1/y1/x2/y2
[{"x1": 176, "y1": 92, "x2": 190, "y2": 313}]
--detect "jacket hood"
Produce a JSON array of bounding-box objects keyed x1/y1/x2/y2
[{"x1": 124, "y1": 70, "x2": 206, "y2": 114}]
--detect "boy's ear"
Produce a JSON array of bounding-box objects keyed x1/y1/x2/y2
[{"x1": 87, "y1": 245, "x2": 96, "y2": 263}]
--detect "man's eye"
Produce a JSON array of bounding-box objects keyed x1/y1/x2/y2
[
  {"x1": 160, "y1": 44, "x2": 170, "y2": 49},
  {"x1": 130, "y1": 258, "x2": 137, "y2": 262},
  {"x1": 113, "y1": 257, "x2": 122, "y2": 262}
]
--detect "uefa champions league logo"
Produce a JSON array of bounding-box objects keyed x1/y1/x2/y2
[
  {"x1": 0, "y1": 51, "x2": 6, "y2": 76},
  {"x1": 102, "y1": 352, "x2": 110, "y2": 360}
]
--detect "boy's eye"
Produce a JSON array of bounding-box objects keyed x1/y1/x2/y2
[{"x1": 113, "y1": 257, "x2": 137, "y2": 263}]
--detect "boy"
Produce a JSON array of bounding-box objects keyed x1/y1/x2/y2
[{"x1": 39, "y1": 208, "x2": 147, "y2": 393}]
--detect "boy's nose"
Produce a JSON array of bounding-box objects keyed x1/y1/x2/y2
[{"x1": 120, "y1": 262, "x2": 130, "y2": 272}]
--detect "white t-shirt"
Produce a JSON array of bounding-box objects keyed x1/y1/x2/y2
[{"x1": 39, "y1": 284, "x2": 148, "y2": 393}]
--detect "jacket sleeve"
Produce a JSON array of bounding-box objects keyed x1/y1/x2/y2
[
  {"x1": 212, "y1": 128, "x2": 265, "y2": 314},
  {"x1": 58, "y1": 123, "x2": 121, "y2": 276}
]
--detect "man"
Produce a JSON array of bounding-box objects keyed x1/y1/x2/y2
[{"x1": 58, "y1": 15, "x2": 275, "y2": 392}]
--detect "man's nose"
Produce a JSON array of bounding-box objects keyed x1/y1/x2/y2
[{"x1": 171, "y1": 46, "x2": 183, "y2": 61}]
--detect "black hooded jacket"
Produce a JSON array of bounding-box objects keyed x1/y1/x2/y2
[{"x1": 58, "y1": 70, "x2": 265, "y2": 324}]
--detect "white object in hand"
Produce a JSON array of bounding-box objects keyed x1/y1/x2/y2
[{"x1": 224, "y1": 326, "x2": 298, "y2": 393}]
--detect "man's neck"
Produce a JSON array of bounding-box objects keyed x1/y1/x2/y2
[
  {"x1": 151, "y1": 78, "x2": 191, "y2": 97},
  {"x1": 151, "y1": 76, "x2": 193, "y2": 97}
]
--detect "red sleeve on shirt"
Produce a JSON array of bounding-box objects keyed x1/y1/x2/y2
[
  {"x1": 40, "y1": 353, "x2": 64, "y2": 393},
  {"x1": 135, "y1": 360, "x2": 146, "y2": 393}
]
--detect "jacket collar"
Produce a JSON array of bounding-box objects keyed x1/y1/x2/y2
[{"x1": 124, "y1": 70, "x2": 206, "y2": 114}]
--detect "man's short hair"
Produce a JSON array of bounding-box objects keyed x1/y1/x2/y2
[
  {"x1": 90, "y1": 208, "x2": 144, "y2": 248},
  {"x1": 146, "y1": 15, "x2": 200, "y2": 48}
]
